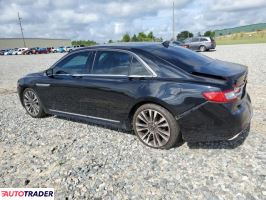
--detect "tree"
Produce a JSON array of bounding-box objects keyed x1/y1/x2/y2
[
  {"x1": 137, "y1": 32, "x2": 147, "y2": 41},
  {"x1": 71, "y1": 40, "x2": 97, "y2": 46},
  {"x1": 176, "y1": 31, "x2": 193, "y2": 41},
  {"x1": 122, "y1": 33, "x2": 130, "y2": 42},
  {"x1": 204, "y1": 30, "x2": 215, "y2": 37},
  {"x1": 121, "y1": 31, "x2": 161, "y2": 42},
  {"x1": 147, "y1": 31, "x2": 155, "y2": 41},
  {"x1": 131, "y1": 34, "x2": 138, "y2": 42},
  {"x1": 108, "y1": 39, "x2": 113, "y2": 43}
]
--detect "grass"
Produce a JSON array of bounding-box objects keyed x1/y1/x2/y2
[{"x1": 216, "y1": 30, "x2": 266, "y2": 45}]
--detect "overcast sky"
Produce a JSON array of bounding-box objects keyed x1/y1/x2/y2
[{"x1": 0, "y1": 0, "x2": 266, "y2": 42}]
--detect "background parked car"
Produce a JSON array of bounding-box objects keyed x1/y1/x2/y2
[
  {"x1": 55, "y1": 46, "x2": 65, "y2": 53},
  {"x1": 0, "y1": 49, "x2": 6, "y2": 55},
  {"x1": 36, "y1": 48, "x2": 49, "y2": 54},
  {"x1": 23, "y1": 48, "x2": 37, "y2": 55},
  {"x1": 12, "y1": 48, "x2": 19, "y2": 55},
  {"x1": 68, "y1": 45, "x2": 85, "y2": 52},
  {"x1": 50, "y1": 47, "x2": 57, "y2": 53},
  {"x1": 17, "y1": 48, "x2": 28, "y2": 55},
  {"x1": 64, "y1": 46, "x2": 72, "y2": 52},
  {"x1": 4, "y1": 49, "x2": 14, "y2": 55},
  {"x1": 183, "y1": 36, "x2": 216, "y2": 52},
  {"x1": 46, "y1": 47, "x2": 53, "y2": 53}
]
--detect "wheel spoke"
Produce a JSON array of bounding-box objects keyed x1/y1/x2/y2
[
  {"x1": 143, "y1": 131, "x2": 151, "y2": 143},
  {"x1": 138, "y1": 113, "x2": 148, "y2": 123},
  {"x1": 158, "y1": 128, "x2": 170, "y2": 136},
  {"x1": 136, "y1": 122, "x2": 148, "y2": 128},
  {"x1": 157, "y1": 129, "x2": 170, "y2": 140},
  {"x1": 148, "y1": 109, "x2": 153, "y2": 122},
  {"x1": 153, "y1": 111, "x2": 158, "y2": 121},
  {"x1": 154, "y1": 133, "x2": 162, "y2": 146},
  {"x1": 156, "y1": 117, "x2": 166, "y2": 125},
  {"x1": 141, "y1": 131, "x2": 150, "y2": 140},
  {"x1": 157, "y1": 122, "x2": 169, "y2": 128},
  {"x1": 140, "y1": 111, "x2": 150, "y2": 123},
  {"x1": 137, "y1": 127, "x2": 148, "y2": 132}
]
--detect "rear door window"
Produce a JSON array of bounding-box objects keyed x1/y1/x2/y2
[
  {"x1": 92, "y1": 51, "x2": 131, "y2": 75},
  {"x1": 200, "y1": 38, "x2": 208, "y2": 42}
]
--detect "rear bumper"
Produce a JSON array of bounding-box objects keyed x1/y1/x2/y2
[
  {"x1": 178, "y1": 94, "x2": 252, "y2": 142},
  {"x1": 207, "y1": 43, "x2": 216, "y2": 49}
]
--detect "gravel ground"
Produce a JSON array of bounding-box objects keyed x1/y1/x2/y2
[{"x1": 0, "y1": 44, "x2": 266, "y2": 199}]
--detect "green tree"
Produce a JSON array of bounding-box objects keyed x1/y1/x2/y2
[
  {"x1": 121, "y1": 31, "x2": 161, "y2": 42},
  {"x1": 204, "y1": 30, "x2": 215, "y2": 37},
  {"x1": 137, "y1": 32, "x2": 147, "y2": 41},
  {"x1": 131, "y1": 34, "x2": 138, "y2": 42},
  {"x1": 147, "y1": 31, "x2": 155, "y2": 41},
  {"x1": 122, "y1": 33, "x2": 131, "y2": 42},
  {"x1": 108, "y1": 39, "x2": 113, "y2": 43},
  {"x1": 176, "y1": 31, "x2": 193, "y2": 41},
  {"x1": 71, "y1": 40, "x2": 97, "y2": 46}
]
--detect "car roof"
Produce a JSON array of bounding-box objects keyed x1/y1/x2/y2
[{"x1": 73, "y1": 42, "x2": 164, "y2": 52}]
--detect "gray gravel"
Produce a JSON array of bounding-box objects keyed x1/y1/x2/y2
[{"x1": 0, "y1": 44, "x2": 266, "y2": 199}]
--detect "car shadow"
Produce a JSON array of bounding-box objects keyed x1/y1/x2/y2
[
  {"x1": 207, "y1": 49, "x2": 216, "y2": 52},
  {"x1": 186, "y1": 126, "x2": 250, "y2": 149}
]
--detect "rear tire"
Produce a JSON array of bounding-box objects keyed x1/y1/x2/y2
[
  {"x1": 199, "y1": 45, "x2": 206, "y2": 52},
  {"x1": 22, "y1": 88, "x2": 46, "y2": 118},
  {"x1": 133, "y1": 104, "x2": 181, "y2": 149}
]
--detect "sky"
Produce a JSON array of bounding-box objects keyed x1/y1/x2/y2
[{"x1": 0, "y1": 0, "x2": 266, "y2": 42}]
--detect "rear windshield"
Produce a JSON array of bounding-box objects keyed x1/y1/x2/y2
[{"x1": 150, "y1": 46, "x2": 213, "y2": 73}]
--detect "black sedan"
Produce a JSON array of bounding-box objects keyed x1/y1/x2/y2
[{"x1": 17, "y1": 42, "x2": 252, "y2": 149}]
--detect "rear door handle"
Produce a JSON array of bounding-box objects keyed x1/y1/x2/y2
[
  {"x1": 36, "y1": 83, "x2": 50, "y2": 87},
  {"x1": 71, "y1": 74, "x2": 83, "y2": 78}
]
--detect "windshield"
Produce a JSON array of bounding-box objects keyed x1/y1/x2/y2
[{"x1": 151, "y1": 46, "x2": 213, "y2": 73}]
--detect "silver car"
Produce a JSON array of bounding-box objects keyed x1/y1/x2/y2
[{"x1": 184, "y1": 37, "x2": 216, "y2": 52}]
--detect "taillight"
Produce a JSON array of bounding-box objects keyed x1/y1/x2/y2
[{"x1": 202, "y1": 89, "x2": 238, "y2": 103}]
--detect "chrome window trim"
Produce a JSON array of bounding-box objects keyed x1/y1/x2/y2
[
  {"x1": 52, "y1": 74, "x2": 128, "y2": 77},
  {"x1": 93, "y1": 48, "x2": 157, "y2": 77},
  {"x1": 52, "y1": 74, "x2": 155, "y2": 78},
  {"x1": 49, "y1": 48, "x2": 157, "y2": 78},
  {"x1": 49, "y1": 109, "x2": 120, "y2": 123}
]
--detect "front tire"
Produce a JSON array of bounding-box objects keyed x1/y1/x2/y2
[
  {"x1": 22, "y1": 88, "x2": 46, "y2": 118},
  {"x1": 133, "y1": 104, "x2": 181, "y2": 149}
]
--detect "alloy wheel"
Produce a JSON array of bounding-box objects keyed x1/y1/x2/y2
[
  {"x1": 135, "y1": 109, "x2": 171, "y2": 147},
  {"x1": 23, "y1": 90, "x2": 40, "y2": 116}
]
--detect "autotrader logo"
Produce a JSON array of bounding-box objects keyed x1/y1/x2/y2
[{"x1": 0, "y1": 188, "x2": 54, "y2": 200}]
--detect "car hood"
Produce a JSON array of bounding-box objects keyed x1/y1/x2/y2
[{"x1": 25, "y1": 71, "x2": 45, "y2": 78}]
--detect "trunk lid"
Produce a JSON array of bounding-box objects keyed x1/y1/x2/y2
[{"x1": 193, "y1": 59, "x2": 248, "y2": 87}]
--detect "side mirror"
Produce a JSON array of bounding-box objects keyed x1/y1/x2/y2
[{"x1": 46, "y1": 68, "x2": 54, "y2": 77}]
